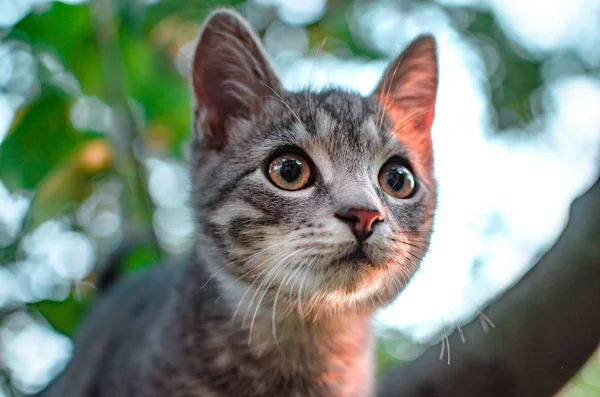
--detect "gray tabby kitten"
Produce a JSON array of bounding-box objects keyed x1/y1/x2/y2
[{"x1": 39, "y1": 9, "x2": 438, "y2": 397}]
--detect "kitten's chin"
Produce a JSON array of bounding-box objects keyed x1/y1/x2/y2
[
  {"x1": 331, "y1": 247, "x2": 372, "y2": 268},
  {"x1": 302, "y1": 259, "x2": 415, "y2": 320}
]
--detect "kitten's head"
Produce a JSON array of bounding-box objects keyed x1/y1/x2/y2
[{"x1": 190, "y1": 9, "x2": 438, "y2": 320}]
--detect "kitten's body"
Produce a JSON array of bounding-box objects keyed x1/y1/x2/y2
[
  {"x1": 41, "y1": 258, "x2": 373, "y2": 397},
  {"x1": 40, "y1": 9, "x2": 438, "y2": 397}
]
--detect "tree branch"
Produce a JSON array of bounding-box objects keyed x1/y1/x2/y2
[{"x1": 90, "y1": 0, "x2": 161, "y2": 257}]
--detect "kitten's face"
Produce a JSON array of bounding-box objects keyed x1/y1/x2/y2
[{"x1": 190, "y1": 10, "x2": 437, "y2": 319}]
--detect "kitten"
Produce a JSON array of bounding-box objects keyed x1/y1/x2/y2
[{"x1": 38, "y1": 8, "x2": 438, "y2": 397}]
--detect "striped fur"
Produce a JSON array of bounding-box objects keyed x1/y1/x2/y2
[{"x1": 39, "y1": 9, "x2": 438, "y2": 397}]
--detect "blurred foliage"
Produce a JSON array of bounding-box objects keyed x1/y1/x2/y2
[{"x1": 0, "y1": 0, "x2": 598, "y2": 395}]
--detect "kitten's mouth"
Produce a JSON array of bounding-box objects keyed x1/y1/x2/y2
[{"x1": 334, "y1": 247, "x2": 372, "y2": 267}]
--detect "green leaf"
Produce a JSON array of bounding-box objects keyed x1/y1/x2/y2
[
  {"x1": 467, "y1": 11, "x2": 543, "y2": 129},
  {"x1": 14, "y1": 3, "x2": 103, "y2": 96},
  {"x1": 34, "y1": 296, "x2": 90, "y2": 337},
  {"x1": 0, "y1": 89, "x2": 86, "y2": 190}
]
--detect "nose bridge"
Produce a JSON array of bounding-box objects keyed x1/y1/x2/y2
[{"x1": 333, "y1": 172, "x2": 382, "y2": 213}]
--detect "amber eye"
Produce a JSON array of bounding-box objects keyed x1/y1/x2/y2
[
  {"x1": 267, "y1": 153, "x2": 311, "y2": 191},
  {"x1": 378, "y1": 162, "x2": 416, "y2": 198}
]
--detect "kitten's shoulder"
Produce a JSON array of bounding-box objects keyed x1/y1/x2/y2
[
  {"x1": 38, "y1": 257, "x2": 203, "y2": 397},
  {"x1": 81, "y1": 254, "x2": 207, "y2": 337}
]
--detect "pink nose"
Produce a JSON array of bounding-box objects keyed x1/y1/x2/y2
[{"x1": 335, "y1": 207, "x2": 384, "y2": 242}]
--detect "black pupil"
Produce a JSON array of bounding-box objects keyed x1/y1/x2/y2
[
  {"x1": 280, "y1": 158, "x2": 302, "y2": 183},
  {"x1": 386, "y1": 168, "x2": 406, "y2": 191}
]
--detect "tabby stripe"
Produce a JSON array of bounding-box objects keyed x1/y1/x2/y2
[{"x1": 205, "y1": 167, "x2": 257, "y2": 210}]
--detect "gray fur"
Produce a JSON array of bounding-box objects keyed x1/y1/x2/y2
[{"x1": 39, "y1": 8, "x2": 438, "y2": 397}]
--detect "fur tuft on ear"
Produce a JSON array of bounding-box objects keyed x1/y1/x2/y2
[
  {"x1": 373, "y1": 35, "x2": 438, "y2": 131},
  {"x1": 192, "y1": 9, "x2": 281, "y2": 150}
]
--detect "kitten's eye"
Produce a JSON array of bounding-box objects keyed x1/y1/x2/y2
[
  {"x1": 378, "y1": 162, "x2": 416, "y2": 198},
  {"x1": 268, "y1": 153, "x2": 311, "y2": 190}
]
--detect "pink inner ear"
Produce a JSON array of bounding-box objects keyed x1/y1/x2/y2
[{"x1": 424, "y1": 108, "x2": 435, "y2": 129}]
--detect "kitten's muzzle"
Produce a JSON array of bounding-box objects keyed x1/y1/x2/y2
[{"x1": 335, "y1": 207, "x2": 384, "y2": 242}]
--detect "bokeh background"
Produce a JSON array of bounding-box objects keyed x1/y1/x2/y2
[{"x1": 0, "y1": 0, "x2": 599, "y2": 395}]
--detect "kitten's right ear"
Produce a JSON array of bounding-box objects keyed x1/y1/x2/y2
[{"x1": 191, "y1": 9, "x2": 281, "y2": 150}]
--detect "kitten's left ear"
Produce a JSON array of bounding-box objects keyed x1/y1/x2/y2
[
  {"x1": 192, "y1": 9, "x2": 282, "y2": 150},
  {"x1": 373, "y1": 35, "x2": 438, "y2": 131}
]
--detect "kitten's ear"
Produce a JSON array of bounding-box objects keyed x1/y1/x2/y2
[
  {"x1": 192, "y1": 9, "x2": 281, "y2": 150},
  {"x1": 373, "y1": 35, "x2": 438, "y2": 131}
]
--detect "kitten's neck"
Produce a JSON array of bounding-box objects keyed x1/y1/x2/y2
[
  {"x1": 209, "y1": 256, "x2": 375, "y2": 349},
  {"x1": 177, "y1": 259, "x2": 376, "y2": 396}
]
